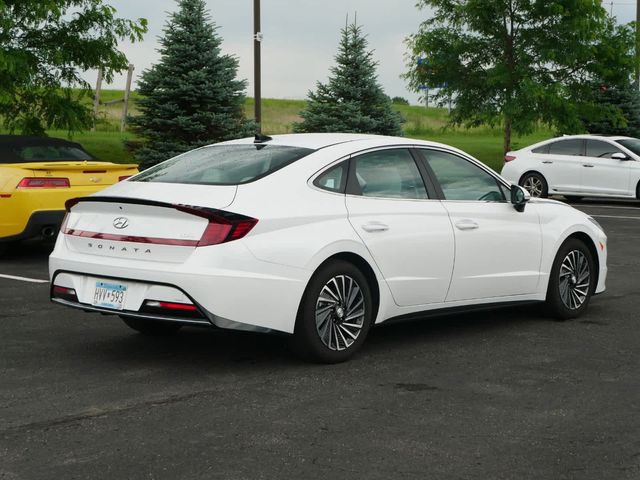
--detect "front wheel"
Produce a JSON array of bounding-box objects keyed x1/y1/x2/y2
[
  {"x1": 545, "y1": 239, "x2": 596, "y2": 320},
  {"x1": 120, "y1": 316, "x2": 183, "y2": 336},
  {"x1": 520, "y1": 172, "x2": 548, "y2": 198},
  {"x1": 292, "y1": 260, "x2": 374, "y2": 363}
]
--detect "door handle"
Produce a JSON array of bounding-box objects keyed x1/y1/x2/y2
[
  {"x1": 362, "y1": 222, "x2": 389, "y2": 233},
  {"x1": 542, "y1": 160, "x2": 553, "y2": 164},
  {"x1": 455, "y1": 219, "x2": 479, "y2": 231},
  {"x1": 583, "y1": 164, "x2": 594, "y2": 168}
]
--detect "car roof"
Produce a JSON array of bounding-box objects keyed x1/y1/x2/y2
[
  {"x1": 216, "y1": 132, "x2": 464, "y2": 153},
  {"x1": 0, "y1": 135, "x2": 84, "y2": 147}
]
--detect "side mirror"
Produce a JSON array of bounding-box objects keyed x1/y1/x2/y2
[
  {"x1": 611, "y1": 152, "x2": 631, "y2": 161},
  {"x1": 511, "y1": 184, "x2": 530, "y2": 212}
]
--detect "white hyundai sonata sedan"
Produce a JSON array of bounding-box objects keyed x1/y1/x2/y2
[
  {"x1": 501, "y1": 134, "x2": 640, "y2": 200},
  {"x1": 49, "y1": 133, "x2": 608, "y2": 363}
]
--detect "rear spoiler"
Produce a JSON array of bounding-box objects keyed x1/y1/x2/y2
[{"x1": 29, "y1": 163, "x2": 138, "y2": 172}]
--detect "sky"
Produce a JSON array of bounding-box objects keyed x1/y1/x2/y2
[{"x1": 93, "y1": 1, "x2": 638, "y2": 105}]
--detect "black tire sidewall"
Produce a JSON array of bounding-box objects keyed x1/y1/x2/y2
[
  {"x1": 293, "y1": 260, "x2": 374, "y2": 363},
  {"x1": 521, "y1": 172, "x2": 548, "y2": 198},
  {"x1": 546, "y1": 238, "x2": 596, "y2": 320}
]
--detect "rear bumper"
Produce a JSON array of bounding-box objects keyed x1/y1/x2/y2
[
  {"x1": 0, "y1": 210, "x2": 65, "y2": 243},
  {"x1": 49, "y1": 237, "x2": 311, "y2": 334}
]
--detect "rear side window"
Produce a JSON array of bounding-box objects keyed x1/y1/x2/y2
[
  {"x1": 314, "y1": 162, "x2": 347, "y2": 193},
  {"x1": 350, "y1": 149, "x2": 428, "y2": 200},
  {"x1": 133, "y1": 145, "x2": 315, "y2": 185},
  {"x1": 532, "y1": 144, "x2": 550, "y2": 154},
  {"x1": 548, "y1": 139, "x2": 584, "y2": 156},
  {"x1": 10, "y1": 145, "x2": 93, "y2": 162}
]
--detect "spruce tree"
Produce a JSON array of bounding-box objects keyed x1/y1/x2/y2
[
  {"x1": 131, "y1": 0, "x2": 254, "y2": 169},
  {"x1": 584, "y1": 85, "x2": 640, "y2": 138},
  {"x1": 294, "y1": 21, "x2": 404, "y2": 136}
]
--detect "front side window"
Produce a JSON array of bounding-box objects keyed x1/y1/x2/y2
[
  {"x1": 351, "y1": 149, "x2": 428, "y2": 200},
  {"x1": 133, "y1": 145, "x2": 315, "y2": 185},
  {"x1": 423, "y1": 150, "x2": 506, "y2": 202},
  {"x1": 586, "y1": 140, "x2": 623, "y2": 159},
  {"x1": 615, "y1": 138, "x2": 640, "y2": 157},
  {"x1": 548, "y1": 139, "x2": 584, "y2": 156}
]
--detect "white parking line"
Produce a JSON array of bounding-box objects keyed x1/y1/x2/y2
[
  {"x1": 0, "y1": 273, "x2": 49, "y2": 284},
  {"x1": 591, "y1": 214, "x2": 640, "y2": 220}
]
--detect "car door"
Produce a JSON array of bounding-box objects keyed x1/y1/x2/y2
[
  {"x1": 344, "y1": 148, "x2": 455, "y2": 307},
  {"x1": 541, "y1": 139, "x2": 585, "y2": 194},
  {"x1": 581, "y1": 139, "x2": 631, "y2": 196},
  {"x1": 418, "y1": 149, "x2": 543, "y2": 302}
]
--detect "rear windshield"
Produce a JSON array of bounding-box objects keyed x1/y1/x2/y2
[
  {"x1": 616, "y1": 138, "x2": 640, "y2": 156},
  {"x1": 132, "y1": 145, "x2": 315, "y2": 185},
  {"x1": 0, "y1": 145, "x2": 94, "y2": 163}
]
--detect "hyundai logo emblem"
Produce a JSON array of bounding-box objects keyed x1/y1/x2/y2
[{"x1": 113, "y1": 217, "x2": 129, "y2": 229}]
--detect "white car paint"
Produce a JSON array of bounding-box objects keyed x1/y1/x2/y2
[
  {"x1": 501, "y1": 134, "x2": 640, "y2": 199},
  {"x1": 49, "y1": 134, "x2": 608, "y2": 335}
]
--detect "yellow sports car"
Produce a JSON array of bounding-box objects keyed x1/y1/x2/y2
[{"x1": 0, "y1": 136, "x2": 138, "y2": 253}]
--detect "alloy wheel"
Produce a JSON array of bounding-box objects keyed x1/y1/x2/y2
[
  {"x1": 523, "y1": 176, "x2": 544, "y2": 197},
  {"x1": 558, "y1": 250, "x2": 590, "y2": 310},
  {"x1": 315, "y1": 275, "x2": 366, "y2": 351}
]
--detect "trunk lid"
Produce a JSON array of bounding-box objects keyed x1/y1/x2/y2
[{"x1": 13, "y1": 161, "x2": 138, "y2": 187}]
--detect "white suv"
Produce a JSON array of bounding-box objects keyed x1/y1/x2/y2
[{"x1": 501, "y1": 135, "x2": 640, "y2": 200}]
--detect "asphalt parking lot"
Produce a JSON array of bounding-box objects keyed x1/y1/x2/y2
[{"x1": 1, "y1": 200, "x2": 639, "y2": 480}]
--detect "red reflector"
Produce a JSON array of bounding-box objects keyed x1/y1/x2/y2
[
  {"x1": 17, "y1": 177, "x2": 70, "y2": 188},
  {"x1": 119, "y1": 176, "x2": 132, "y2": 182},
  {"x1": 153, "y1": 301, "x2": 197, "y2": 311},
  {"x1": 504, "y1": 155, "x2": 517, "y2": 162},
  {"x1": 53, "y1": 286, "x2": 76, "y2": 296}
]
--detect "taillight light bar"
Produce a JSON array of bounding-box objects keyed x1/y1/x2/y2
[
  {"x1": 62, "y1": 200, "x2": 258, "y2": 247},
  {"x1": 17, "y1": 177, "x2": 70, "y2": 188}
]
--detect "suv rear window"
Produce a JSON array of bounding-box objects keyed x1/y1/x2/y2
[{"x1": 133, "y1": 145, "x2": 315, "y2": 185}]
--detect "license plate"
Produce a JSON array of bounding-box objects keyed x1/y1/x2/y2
[{"x1": 92, "y1": 281, "x2": 128, "y2": 310}]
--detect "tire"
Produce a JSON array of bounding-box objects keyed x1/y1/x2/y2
[
  {"x1": 545, "y1": 238, "x2": 596, "y2": 320},
  {"x1": 520, "y1": 172, "x2": 548, "y2": 198},
  {"x1": 564, "y1": 196, "x2": 583, "y2": 203},
  {"x1": 292, "y1": 260, "x2": 374, "y2": 364},
  {"x1": 120, "y1": 316, "x2": 183, "y2": 336}
]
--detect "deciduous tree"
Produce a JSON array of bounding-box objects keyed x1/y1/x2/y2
[
  {"x1": 0, "y1": 0, "x2": 147, "y2": 136},
  {"x1": 405, "y1": 0, "x2": 635, "y2": 153}
]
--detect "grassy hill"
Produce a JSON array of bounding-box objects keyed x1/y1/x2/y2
[{"x1": 43, "y1": 92, "x2": 553, "y2": 172}]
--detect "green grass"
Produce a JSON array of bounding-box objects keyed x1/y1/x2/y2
[{"x1": 44, "y1": 94, "x2": 554, "y2": 172}]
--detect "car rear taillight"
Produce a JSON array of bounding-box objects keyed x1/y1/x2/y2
[
  {"x1": 141, "y1": 300, "x2": 204, "y2": 319},
  {"x1": 17, "y1": 177, "x2": 70, "y2": 188},
  {"x1": 504, "y1": 155, "x2": 517, "y2": 163},
  {"x1": 175, "y1": 205, "x2": 258, "y2": 247},
  {"x1": 51, "y1": 285, "x2": 78, "y2": 302},
  {"x1": 118, "y1": 176, "x2": 132, "y2": 182}
]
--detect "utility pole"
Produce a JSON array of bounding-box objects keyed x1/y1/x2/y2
[
  {"x1": 121, "y1": 64, "x2": 134, "y2": 133},
  {"x1": 253, "y1": 0, "x2": 262, "y2": 132},
  {"x1": 92, "y1": 68, "x2": 103, "y2": 131},
  {"x1": 636, "y1": 0, "x2": 640, "y2": 88}
]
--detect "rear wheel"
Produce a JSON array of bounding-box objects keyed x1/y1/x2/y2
[
  {"x1": 292, "y1": 260, "x2": 374, "y2": 363},
  {"x1": 120, "y1": 316, "x2": 183, "y2": 336},
  {"x1": 545, "y1": 238, "x2": 596, "y2": 320},
  {"x1": 520, "y1": 172, "x2": 548, "y2": 198}
]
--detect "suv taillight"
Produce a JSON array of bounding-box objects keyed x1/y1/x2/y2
[{"x1": 17, "y1": 178, "x2": 70, "y2": 188}]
